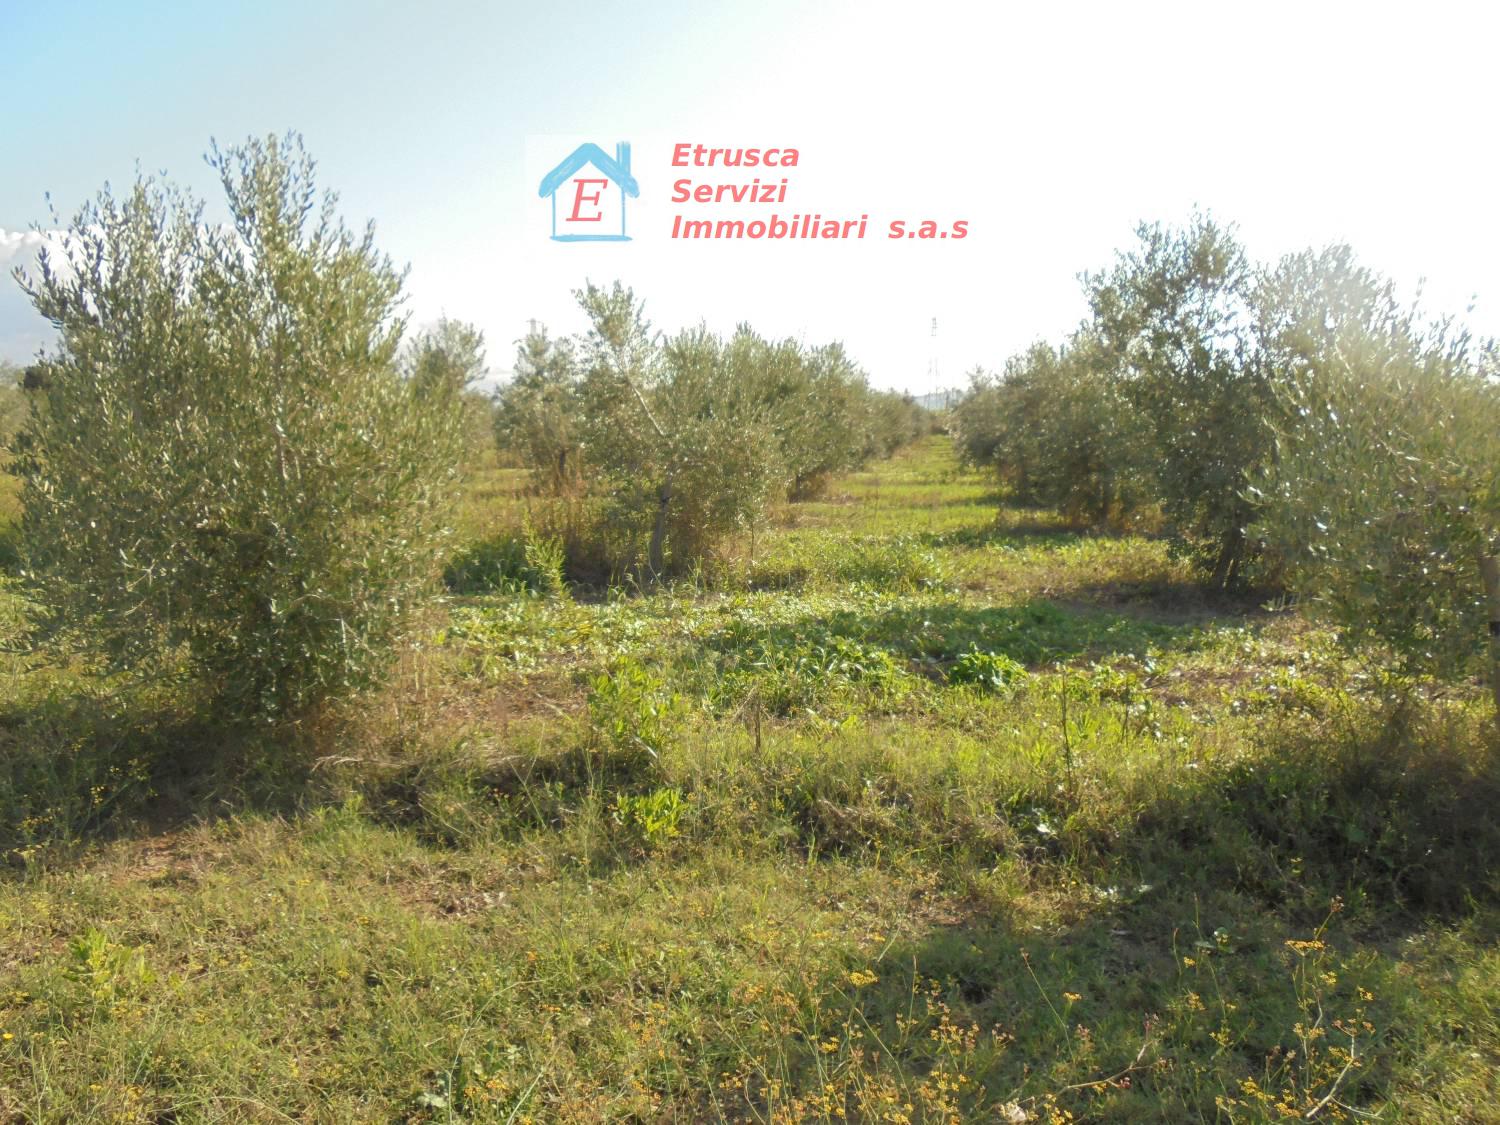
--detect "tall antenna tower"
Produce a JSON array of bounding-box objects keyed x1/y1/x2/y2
[{"x1": 927, "y1": 316, "x2": 939, "y2": 390}]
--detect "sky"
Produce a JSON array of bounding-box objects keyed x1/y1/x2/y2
[{"x1": 2, "y1": 0, "x2": 1497, "y2": 392}]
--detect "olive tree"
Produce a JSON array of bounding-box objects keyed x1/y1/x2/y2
[
  {"x1": 405, "y1": 317, "x2": 486, "y2": 396},
  {"x1": 0, "y1": 360, "x2": 27, "y2": 446},
  {"x1": 1253, "y1": 247, "x2": 1500, "y2": 719},
  {"x1": 949, "y1": 366, "x2": 1007, "y2": 472},
  {"x1": 497, "y1": 284, "x2": 928, "y2": 579},
  {"x1": 404, "y1": 317, "x2": 491, "y2": 460},
  {"x1": 864, "y1": 389, "x2": 929, "y2": 460},
  {"x1": 1027, "y1": 330, "x2": 1154, "y2": 525},
  {"x1": 1087, "y1": 214, "x2": 1270, "y2": 584},
  {"x1": 14, "y1": 133, "x2": 464, "y2": 722},
  {"x1": 720, "y1": 330, "x2": 871, "y2": 500},
  {"x1": 796, "y1": 343, "x2": 873, "y2": 490},
  {"x1": 573, "y1": 282, "x2": 780, "y2": 577}
]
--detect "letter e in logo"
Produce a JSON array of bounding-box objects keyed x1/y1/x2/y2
[{"x1": 568, "y1": 178, "x2": 608, "y2": 222}]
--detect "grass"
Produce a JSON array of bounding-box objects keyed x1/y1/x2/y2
[{"x1": 2, "y1": 436, "x2": 1499, "y2": 1122}]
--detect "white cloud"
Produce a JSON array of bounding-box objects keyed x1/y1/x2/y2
[
  {"x1": 0, "y1": 229, "x2": 62, "y2": 363},
  {"x1": 0, "y1": 228, "x2": 57, "y2": 268}
]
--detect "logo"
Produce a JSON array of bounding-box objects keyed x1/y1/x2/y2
[{"x1": 538, "y1": 141, "x2": 639, "y2": 242}]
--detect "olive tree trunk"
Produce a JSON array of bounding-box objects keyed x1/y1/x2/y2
[
  {"x1": 647, "y1": 475, "x2": 673, "y2": 579},
  {"x1": 1480, "y1": 554, "x2": 1500, "y2": 734}
]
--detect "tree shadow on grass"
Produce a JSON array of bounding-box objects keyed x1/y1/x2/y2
[
  {"x1": 926, "y1": 488, "x2": 1008, "y2": 508},
  {"x1": 700, "y1": 597, "x2": 1218, "y2": 673},
  {"x1": 0, "y1": 691, "x2": 328, "y2": 870},
  {"x1": 1066, "y1": 576, "x2": 1279, "y2": 621},
  {"x1": 0, "y1": 664, "x2": 669, "y2": 879},
  {"x1": 363, "y1": 737, "x2": 659, "y2": 861},
  {"x1": 733, "y1": 710, "x2": 1500, "y2": 1119},
  {"x1": 746, "y1": 694, "x2": 1500, "y2": 926},
  {"x1": 917, "y1": 520, "x2": 1095, "y2": 551},
  {"x1": 917, "y1": 515, "x2": 1286, "y2": 627}
]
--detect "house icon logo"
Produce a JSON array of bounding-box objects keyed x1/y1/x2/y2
[{"x1": 538, "y1": 141, "x2": 640, "y2": 242}]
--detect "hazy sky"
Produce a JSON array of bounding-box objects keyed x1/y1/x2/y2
[{"x1": 3, "y1": 0, "x2": 1497, "y2": 391}]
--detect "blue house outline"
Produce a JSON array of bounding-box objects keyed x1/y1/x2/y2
[{"x1": 538, "y1": 141, "x2": 640, "y2": 242}]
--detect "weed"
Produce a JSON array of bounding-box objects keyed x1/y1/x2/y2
[
  {"x1": 949, "y1": 647, "x2": 1027, "y2": 692},
  {"x1": 613, "y1": 786, "x2": 686, "y2": 848},
  {"x1": 444, "y1": 530, "x2": 568, "y2": 597},
  {"x1": 63, "y1": 928, "x2": 154, "y2": 1013},
  {"x1": 588, "y1": 655, "x2": 678, "y2": 766}
]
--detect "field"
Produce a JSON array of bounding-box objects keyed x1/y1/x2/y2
[{"x1": 1, "y1": 436, "x2": 1498, "y2": 1122}]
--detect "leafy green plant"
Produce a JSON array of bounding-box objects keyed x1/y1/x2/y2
[
  {"x1": 64, "y1": 928, "x2": 154, "y2": 1011},
  {"x1": 523, "y1": 533, "x2": 568, "y2": 596},
  {"x1": 612, "y1": 786, "x2": 686, "y2": 848},
  {"x1": 710, "y1": 623, "x2": 911, "y2": 717},
  {"x1": 588, "y1": 655, "x2": 678, "y2": 765},
  {"x1": 948, "y1": 648, "x2": 1026, "y2": 693},
  {"x1": 444, "y1": 532, "x2": 567, "y2": 597},
  {"x1": 824, "y1": 535, "x2": 949, "y2": 591}
]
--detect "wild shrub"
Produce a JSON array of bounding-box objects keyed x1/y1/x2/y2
[
  {"x1": 63, "y1": 928, "x2": 155, "y2": 1014},
  {"x1": 444, "y1": 532, "x2": 566, "y2": 597},
  {"x1": 14, "y1": 134, "x2": 464, "y2": 722},
  {"x1": 612, "y1": 786, "x2": 686, "y2": 848},
  {"x1": 587, "y1": 655, "x2": 679, "y2": 766}
]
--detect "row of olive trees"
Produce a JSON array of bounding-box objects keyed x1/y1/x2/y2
[
  {"x1": 952, "y1": 215, "x2": 1500, "y2": 707},
  {"x1": 954, "y1": 214, "x2": 1269, "y2": 582},
  {"x1": 494, "y1": 282, "x2": 928, "y2": 578},
  {"x1": 11, "y1": 134, "x2": 481, "y2": 725},
  {"x1": 9, "y1": 131, "x2": 926, "y2": 725}
]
